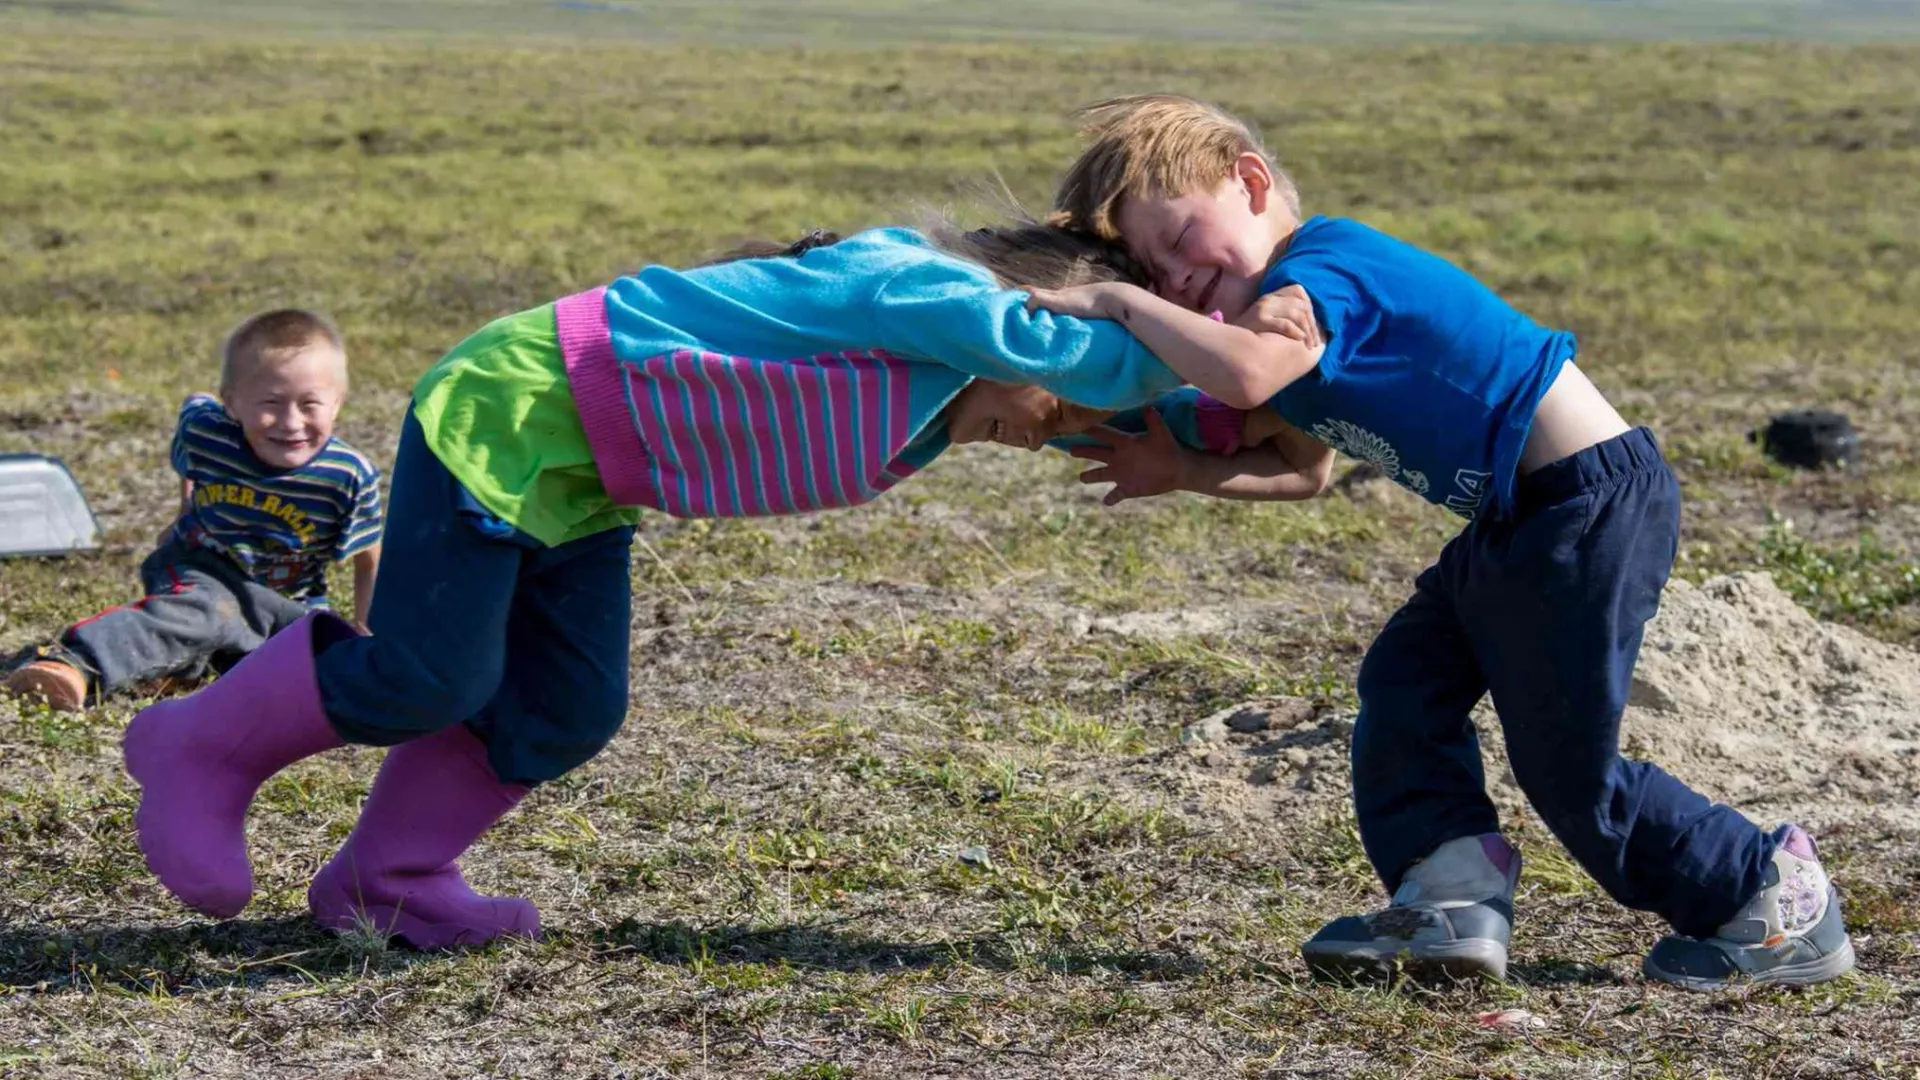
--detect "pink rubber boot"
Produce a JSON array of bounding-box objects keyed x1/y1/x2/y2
[
  {"x1": 308, "y1": 723, "x2": 539, "y2": 949},
  {"x1": 123, "y1": 611, "x2": 352, "y2": 918}
]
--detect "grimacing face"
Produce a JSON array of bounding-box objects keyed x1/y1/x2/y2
[
  {"x1": 946, "y1": 380, "x2": 1111, "y2": 451},
  {"x1": 1114, "y1": 153, "x2": 1282, "y2": 321},
  {"x1": 222, "y1": 344, "x2": 346, "y2": 470}
]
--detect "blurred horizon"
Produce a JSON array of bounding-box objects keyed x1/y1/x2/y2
[{"x1": 7, "y1": 0, "x2": 1920, "y2": 45}]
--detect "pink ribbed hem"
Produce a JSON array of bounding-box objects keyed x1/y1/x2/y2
[
  {"x1": 555, "y1": 287, "x2": 656, "y2": 508},
  {"x1": 1193, "y1": 392, "x2": 1247, "y2": 456}
]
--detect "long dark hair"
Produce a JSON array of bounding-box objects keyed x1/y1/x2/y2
[
  {"x1": 696, "y1": 228, "x2": 843, "y2": 265},
  {"x1": 696, "y1": 213, "x2": 1147, "y2": 292}
]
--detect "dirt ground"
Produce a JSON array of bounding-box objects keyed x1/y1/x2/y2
[{"x1": 1145, "y1": 572, "x2": 1920, "y2": 833}]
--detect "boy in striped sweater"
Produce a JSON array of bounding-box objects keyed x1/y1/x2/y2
[{"x1": 4, "y1": 310, "x2": 383, "y2": 713}]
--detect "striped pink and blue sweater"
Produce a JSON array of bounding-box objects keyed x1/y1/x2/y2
[
  {"x1": 414, "y1": 227, "x2": 1242, "y2": 545},
  {"x1": 554, "y1": 227, "x2": 1197, "y2": 522}
]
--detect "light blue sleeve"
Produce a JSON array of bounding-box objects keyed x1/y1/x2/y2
[{"x1": 868, "y1": 257, "x2": 1182, "y2": 410}]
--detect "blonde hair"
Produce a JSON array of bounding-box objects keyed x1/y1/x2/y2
[
  {"x1": 1048, "y1": 94, "x2": 1301, "y2": 241},
  {"x1": 219, "y1": 308, "x2": 346, "y2": 396}
]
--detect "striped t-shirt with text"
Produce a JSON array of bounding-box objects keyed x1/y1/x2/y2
[{"x1": 168, "y1": 394, "x2": 383, "y2": 603}]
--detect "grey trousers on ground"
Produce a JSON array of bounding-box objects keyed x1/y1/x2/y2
[{"x1": 58, "y1": 538, "x2": 312, "y2": 696}]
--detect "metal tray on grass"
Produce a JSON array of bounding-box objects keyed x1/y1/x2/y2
[{"x1": 0, "y1": 453, "x2": 101, "y2": 558}]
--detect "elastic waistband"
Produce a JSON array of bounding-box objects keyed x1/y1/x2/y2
[
  {"x1": 554, "y1": 287, "x2": 656, "y2": 509},
  {"x1": 1514, "y1": 426, "x2": 1666, "y2": 513}
]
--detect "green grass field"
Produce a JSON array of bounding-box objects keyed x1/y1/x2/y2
[
  {"x1": 3, "y1": 4, "x2": 1919, "y2": 1077},
  {"x1": 10, "y1": 0, "x2": 1920, "y2": 43}
]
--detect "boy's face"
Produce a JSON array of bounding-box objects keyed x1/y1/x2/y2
[
  {"x1": 223, "y1": 344, "x2": 347, "y2": 470},
  {"x1": 1115, "y1": 153, "x2": 1286, "y2": 321},
  {"x1": 947, "y1": 380, "x2": 1110, "y2": 451}
]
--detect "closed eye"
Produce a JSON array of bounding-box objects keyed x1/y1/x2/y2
[{"x1": 1147, "y1": 223, "x2": 1191, "y2": 293}]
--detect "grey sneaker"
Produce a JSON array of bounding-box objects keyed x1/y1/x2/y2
[
  {"x1": 1303, "y1": 833, "x2": 1521, "y2": 983},
  {"x1": 1643, "y1": 824, "x2": 1856, "y2": 991}
]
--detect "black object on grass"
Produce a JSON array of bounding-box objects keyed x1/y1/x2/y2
[{"x1": 1751, "y1": 410, "x2": 1860, "y2": 471}]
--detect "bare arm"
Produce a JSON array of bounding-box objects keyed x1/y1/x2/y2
[
  {"x1": 1072, "y1": 408, "x2": 1334, "y2": 505},
  {"x1": 158, "y1": 478, "x2": 195, "y2": 547},
  {"x1": 349, "y1": 544, "x2": 380, "y2": 631},
  {"x1": 1247, "y1": 414, "x2": 1337, "y2": 494},
  {"x1": 1171, "y1": 442, "x2": 1331, "y2": 502},
  {"x1": 1172, "y1": 410, "x2": 1334, "y2": 501},
  {"x1": 1026, "y1": 282, "x2": 1320, "y2": 410}
]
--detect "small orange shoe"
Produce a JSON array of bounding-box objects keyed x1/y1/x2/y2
[{"x1": 4, "y1": 659, "x2": 88, "y2": 713}]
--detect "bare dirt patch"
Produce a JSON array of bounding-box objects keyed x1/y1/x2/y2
[
  {"x1": 1626, "y1": 572, "x2": 1920, "y2": 827},
  {"x1": 1117, "y1": 573, "x2": 1920, "y2": 833}
]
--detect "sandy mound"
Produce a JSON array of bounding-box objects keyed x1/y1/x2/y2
[
  {"x1": 1123, "y1": 573, "x2": 1920, "y2": 830},
  {"x1": 1624, "y1": 572, "x2": 1920, "y2": 823}
]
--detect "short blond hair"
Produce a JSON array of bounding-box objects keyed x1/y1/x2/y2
[
  {"x1": 219, "y1": 308, "x2": 345, "y2": 396},
  {"x1": 1049, "y1": 95, "x2": 1300, "y2": 241}
]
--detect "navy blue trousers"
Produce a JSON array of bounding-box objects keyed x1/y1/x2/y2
[
  {"x1": 1351, "y1": 428, "x2": 1770, "y2": 937},
  {"x1": 314, "y1": 410, "x2": 635, "y2": 786}
]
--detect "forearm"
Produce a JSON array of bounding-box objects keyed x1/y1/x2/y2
[
  {"x1": 352, "y1": 578, "x2": 375, "y2": 627},
  {"x1": 1261, "y1": 424, "x2": 1337, "y2": 493},
  {"x1": 1175, "y1": 445, "x2": 1328, "y2": 502},
  {"x1": 350, "y1": 547, "x2": 380, "y2": 627},
  {"x1": 1097, "y1": 286, "x2": 1318, "y2": 409}
]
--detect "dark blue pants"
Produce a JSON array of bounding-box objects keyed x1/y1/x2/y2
[
  {"x1": 1351, "y1": 428, "x2": 1770, "y2": 937},
  {"x1": 314, "y1": 410, "x2": 635, "y2": 786}
]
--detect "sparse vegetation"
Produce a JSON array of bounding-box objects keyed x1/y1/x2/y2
[{"x1": 3, "y1": 3, "x2": 1917, "y2": 1077}]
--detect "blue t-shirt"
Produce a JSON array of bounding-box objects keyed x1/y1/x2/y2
[
  {"x1": 168, "y1": 394, "x2": 383, "y2": 602},
  {"x1": 1264, "y1": 216, "x2": 1575, "y2": 520}
]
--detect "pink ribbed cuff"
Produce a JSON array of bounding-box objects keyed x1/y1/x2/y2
[
  {"x1": 555, "y1": 287, "x2": 656, "y2": 508},
  {"x1": 1193, "y1": 392, "x2": 1247, "y2": 455}
]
